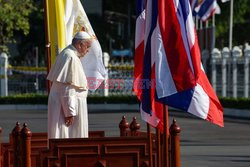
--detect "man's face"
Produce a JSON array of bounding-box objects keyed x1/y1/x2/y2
[{"x1": 77, "y1": 40, "x2": 92, "y2": 57}]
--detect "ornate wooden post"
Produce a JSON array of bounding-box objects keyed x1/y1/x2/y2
[
  {"x1": 20, "y1": 123, "x2": 32, "y2": 167},
  {"x1": 129, "y1": 117, "x2": 140, "y2": 136},
  {"x1": 12, "y1": 122, "x2": 21, "y2": 167},
  {"x1": 170, "y1": 119, "x2": 181, "y2": 167},
  {"x1": 119, "y1": 116, "x2": 129, "y2": 136}
]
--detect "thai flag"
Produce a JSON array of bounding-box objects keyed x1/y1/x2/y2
[
  {"x1": 193, "y1": 0, "x2": 219, "y2": 21},
  {"x1": 134, "y1": 0, "x2": 224, "y2": 127},
  {"x1": 134, "y1": 0, "x2": 165, "y2": 130}
]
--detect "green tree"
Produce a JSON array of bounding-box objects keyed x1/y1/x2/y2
[
  {"x1": 14, "y1": 1, "x2": 45, "y2": 66},
  {"x1": 216, "y1": 0, "x2": 250, "y2": 47},
  {"x1": 0, "y1": 0, "x2": 35, "y2": 53}
]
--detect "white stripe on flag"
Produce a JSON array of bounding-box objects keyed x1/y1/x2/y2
[
  {"x1": 175, "y1": 0, "x2": 195, "y2": 75},
  {"x1": 135, "y1": 10, "x2": 146, "y2": 48},
  {"x1": 140, "y1": 104, "x2": 160, "y2": 127},
  {"x1": 199, "y1": 1, "x2": 217, "y2": 21},
  {"x1": 186, "y1": 4, "x2": 196, "y2": 49},
  {"x1": 187, "y1": 84, "x2": 209, "y2": 119},
  {"x1": 154, "y1": 22, "x2": 177, "y2": 98}
]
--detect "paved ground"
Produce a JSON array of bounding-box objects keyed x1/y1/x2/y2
[{"x1": 0, "y1": 109, "x2": 250, "y2": 167}]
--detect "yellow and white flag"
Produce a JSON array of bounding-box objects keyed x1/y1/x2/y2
[{"x1": 46, "y1": 0, "x2": 106, "y2": 91}]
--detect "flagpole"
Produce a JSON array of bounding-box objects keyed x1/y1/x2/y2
[
  {"x1": 156, "y1": 128, "x2": 161, "y2": 167},
  {"x1": 229, "y1": 0, "x2": 234, "y2": 50},
  {"x1": 163, "y1": 105, "x2": 169, "y2": 167},
  {"x1": 147, "y1": 123, "x2": 153, "y2": 167},
  {"x1": 43, "y1": 0, "x2": 51, "y2": 92}
]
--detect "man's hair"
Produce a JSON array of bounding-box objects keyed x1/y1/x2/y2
[{"x1": 72, "y1": 38, "x2": 91, "y2": 46}]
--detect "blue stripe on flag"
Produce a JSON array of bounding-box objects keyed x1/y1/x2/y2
[
  {"x1": 197, "y1": 0, "x2": 215, "y2": 17},
  {"x1": 179, "y1": 0, "x2": 190, "y2": 22},
  {"x1": 156, "y1": 88, "x2": 195, "y2": 111},
  {"x1": 175, "y1": 0, "x2": 194, "y2": 74},
  {"x1": 136, "y1": 0, "x2": 146, "y2": 18},
  {"x1": 190, "y1": 0, "x2": 198, "y2": 10},
  {"x1": 141, "y1": 0, "x2": 158, "y2": 114}
]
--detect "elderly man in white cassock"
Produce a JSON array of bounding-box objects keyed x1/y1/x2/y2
[{"x1": 47, "y1": 31, "x2": 92, "y2": 139}]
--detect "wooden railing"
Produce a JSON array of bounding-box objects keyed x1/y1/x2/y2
[{"x1": 0, "y1": 116, "x2": 181, "y2": 167}]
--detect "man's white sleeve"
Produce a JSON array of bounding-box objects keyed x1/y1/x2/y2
[{"x1": 60, "y1": 84, "x2": 77, "y2": 117}]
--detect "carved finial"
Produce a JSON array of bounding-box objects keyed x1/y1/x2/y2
[
  {"x1": 173, "y1": 118, "x2": 176, "y2": 124},
  {"x1": 21, "y1": 123, "x2": 32, "y2": 138},
  {"x1": 119, "y1": 116, "x2": 129, "y2": 129},
  {"x1": 119, "y1": 116, "x2": 129, "y2": 136},
  {"x1": 130, "y1": 117, "x2": 141, "y2": 136},
  {"x1": 12, "y1": 122, "x2": 21, "y2": 137},
  {"x1": 23, "y1": 123, "x2": 27, "y2": 128},
  {"x1": 170, "y1": 118, "x2": 181, "y2": 135}
]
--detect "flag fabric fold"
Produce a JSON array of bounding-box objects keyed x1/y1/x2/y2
[
  {"x1": 192, "y1": 0, "x2": 220, "y2": 21},
  {"x1": 134, "y1": 0, "x2": 165, "y2": 130},
  {"x1": 47, "y1": 0, "x2": 106, "y2": 91},
  {"x1": 133, "y1": 0, "x2": 224, "y2": 127},
  {"x1": 157, "y1": 0, "x2": 223, "y2": 127}
]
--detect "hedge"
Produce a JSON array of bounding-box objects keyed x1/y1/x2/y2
[
  {"x1": 0, "y1": 94, "x2": 139, "y2": 105},
  {"x1": 219, "y1": 97, "x2": 250, "y2": 110},
  {"x1": 0, "y1": 94, "x2": 48, "y2": 104},
  {"x1": 0, "y1": 94, "x2": 249, "y2": 110}
]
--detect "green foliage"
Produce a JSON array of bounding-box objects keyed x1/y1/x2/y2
[
  {"x1": 1, "y1": 94, "x2": 250, "y2": 111},
  {"x1": 0, "y1": 0, "x2": 35, "y2": 53},
  {"x1": 219, "y1": 97, "x2": 250, "y2": 110},
  {"x1": 216, "y1": 0, "x2": 250, "y2": 47},
  {"x1": 0, "y1": 93, "x2": 47, "y2": 104},
  {"x1": 13, "y1": 1, "x2": 45, "y2": 66},
  {"x1": 0, "y1": 94, "x2": 140, "y2": 105}
]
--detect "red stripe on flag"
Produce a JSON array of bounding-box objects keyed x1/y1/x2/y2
[
  {"x1": 151, "y1": 64, "x2": 165, "y2": 131},
  {"x1": 190, "y1": 28, "x2": 201, "y2": 80},
  {"x1": 133, "y1": 42, "x2": 144, "y2": 101},
  {"x1": 197, "y1": 70, "x2": 224, "y2": 127},
  {"x1": 158, "y1": 0, "x2": 196, "y2": 91}
]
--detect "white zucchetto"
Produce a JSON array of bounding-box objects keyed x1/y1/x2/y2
[{"x1": 74, "y1": 31, "x2": 91, "y2": 40}]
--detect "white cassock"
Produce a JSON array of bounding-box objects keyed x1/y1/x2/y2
[{"x1": 47, "y1": 45, "x2": 88, "y2": 139}]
